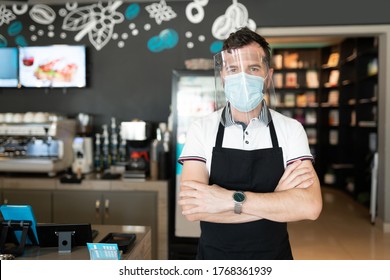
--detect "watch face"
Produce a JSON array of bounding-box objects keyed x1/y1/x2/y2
[{"x1": 233, "y1": 191, "x2": 246, "y2": 203}]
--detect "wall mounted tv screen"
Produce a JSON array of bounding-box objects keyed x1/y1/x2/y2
[
  {"x1": 0, "y1": 47, "x2": 19, "y2": 88},
  {"x1": 19, "y1": 45, "x2": 86, "y2": 88}
]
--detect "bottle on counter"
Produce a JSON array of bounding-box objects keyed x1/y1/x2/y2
[
  {"x1": 110, "y1": 117, "x2": 118, "y2": 165},
  {"x1": 118, "y1": 123, "x2": 127, "y2": 163},
  {"x1": 94, "y1": 133, "x2": 102, "y2": 173},
  {"x1": 102, "y1": 124, "x2": 110, "y2": 171},
  {"x1": 150, "y1": 137, "x2": 159, "y2": 180},
  {"x1": 157, "y1": 122, "x2": 169, "y2": 180}
]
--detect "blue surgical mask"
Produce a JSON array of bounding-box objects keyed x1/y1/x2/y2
[{"x1": 224, "y1": 72, "x2": 265, "y2": 112}]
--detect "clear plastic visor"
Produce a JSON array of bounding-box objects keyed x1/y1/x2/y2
[{"x1": 214, "y1": 48, "x2": 276, "y2": 124}]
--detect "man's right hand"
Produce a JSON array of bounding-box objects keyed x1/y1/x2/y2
[{"x1": 275, "y1": 160, "x2": 314, "y2": 192}]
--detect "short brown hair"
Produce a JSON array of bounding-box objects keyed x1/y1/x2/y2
[{"x1": 223, "y1": 27, "x2": 271, "y2": 67}]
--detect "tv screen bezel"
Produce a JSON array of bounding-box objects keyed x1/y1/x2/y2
[
  {"x1": 18, "y1": 44, "x2": 87, "y2": 89},
  {"x1": 0, "y1": 47, "x2": 19, "y2": 88}
]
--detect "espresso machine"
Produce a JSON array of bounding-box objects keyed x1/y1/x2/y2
[{"x1": 0, "y1": 112, "x2": 76, "y2": 176}]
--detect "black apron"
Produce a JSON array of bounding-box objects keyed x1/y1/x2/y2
[{"x1": 197, "y1": 118, "x2": 293, "y2": 260}]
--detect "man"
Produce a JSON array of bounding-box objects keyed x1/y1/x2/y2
[{"x1": 178, "y1": 27, "x2": 322, "y2": 260}]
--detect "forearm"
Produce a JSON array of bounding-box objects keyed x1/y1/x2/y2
[
  {"x1": 184, "y1": 209, "x2": 262, "y2": 223},
  {"x1": 243, "y1": 181, "x2": 322, "y2": 222},
  {"x1": 179, "y1": 160, "x2": 322, "y2": 224},
  {"x1": 185, "y1": 182, "x2": 322, "y2": 223}
]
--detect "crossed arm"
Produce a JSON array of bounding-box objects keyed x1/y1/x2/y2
[{"x1": 178, "y1": 159, "x2": 322, "y2": 224}]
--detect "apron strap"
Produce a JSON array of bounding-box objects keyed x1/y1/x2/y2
[
  {"x1": 269, "y1": 120, "x2": 279, "y2": 148},
  {"x1": 215, "y1": 122, "x2": 225, "y2": 147}
]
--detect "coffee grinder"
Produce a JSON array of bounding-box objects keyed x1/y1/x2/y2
[
  {"x1": 119, "y1": 120, "x2": 152, "y2": 180},
  {"x1": 71, "y1": 113, "x2": 94, "y2": 176}
]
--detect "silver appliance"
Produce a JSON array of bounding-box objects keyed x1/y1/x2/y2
[
  {"x1": 72, "y1": 137, "x2": 93, "y2": 175},
  {"x1": 0, "y1": 117, "x2": 76, "y2": 176}
]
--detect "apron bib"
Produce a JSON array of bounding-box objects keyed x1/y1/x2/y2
[{"x1": 197, "y1": 117, "x2": 293, "y2": 260}]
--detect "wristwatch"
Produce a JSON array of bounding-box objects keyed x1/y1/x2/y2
[{"x1": 233, "y1": 191, "x2": 246, "y2": 214}]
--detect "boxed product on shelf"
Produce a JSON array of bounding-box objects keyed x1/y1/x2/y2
[
  {"x1": 306, "y1": 70, "x2": 319, "y2": 88},
  {"x1": 329, "y1": 109, "x2": 339, "y2": 126},
  {"x1": 328, "y1": 90, "x2": 339, "y2": 105},
  {"x1": 326, "y1": 52, "x2": 340, "y2": 67},
  {"x1": 306, "y1": 91, "x2": 317, "y2": 106},
  {"x1": 306, "y1": 128, "x2": 317, "y2": 145},
  {"x1": 329, "y1": 129, "x2": 338, "y2": 145},
  {"x1": 305, "y1": 110, "x2": 317, "y2": 124},
  {"x1": 284, "y1": 93, "x2": 296, "y2": 107},
  {"x1": 324, "y1": 70, "x2": 339, "y2": 87},
  {"x1": 285, "y1": 72, "x2": 298, "y2": 88},
  {"x1": 273, "y1": 73, "x2": 284, "y2": 88},
  {"x1": 296, "y1": 94, "x2": 307, "y2": 107},
  {"x1": 284, "y1": 52, "x2": 299, "y2": 69}
]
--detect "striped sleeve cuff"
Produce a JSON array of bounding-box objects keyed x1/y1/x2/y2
[
  {"x1": 286, "y1": 155, "x2": 315, "y2": 166},
  {"x1": 178, "y1": 156, "x2": 206, "y2": 165}
]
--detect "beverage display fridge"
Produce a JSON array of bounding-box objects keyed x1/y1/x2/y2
[{"x1": 169, "y1": 69, "x2": 220, "y2": 259}]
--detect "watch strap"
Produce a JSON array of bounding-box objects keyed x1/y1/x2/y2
[{"x1": 234, "y1": 202, "x2": 243, "y2": 214}]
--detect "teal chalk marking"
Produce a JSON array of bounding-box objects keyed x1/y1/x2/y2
[
  {"x1": 125, "y1": 3, "x2": 140, "y2": 20},
  {"x1": 8, "y1": 21, "x2": 23, "y2": 36}
]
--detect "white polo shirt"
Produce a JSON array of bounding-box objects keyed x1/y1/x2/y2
[{"x1": 178, "y1": 107, "x2": 313, "y2": 174}]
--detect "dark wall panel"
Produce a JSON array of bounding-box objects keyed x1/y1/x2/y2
[{"x1": 0, "y1": 0, "x2": 389, "y2": 129}]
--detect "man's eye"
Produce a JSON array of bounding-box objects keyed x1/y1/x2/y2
[{"x1": 250, "y1": 67, "x2": 261, "y2": 72}]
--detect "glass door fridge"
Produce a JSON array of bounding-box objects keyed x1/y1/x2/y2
[{"x1": 170, "y1": 69, "x2": 221, "y2": 258}]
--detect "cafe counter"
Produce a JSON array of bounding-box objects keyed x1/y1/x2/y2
[
  {"x1": 0, "y1": 175, "x2": 168, "y2": 260},
  {"x1": 16, "y1": 225, "x2": 152, "y2": 260}
]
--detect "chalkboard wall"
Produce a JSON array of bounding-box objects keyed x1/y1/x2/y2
[{"x1": 1, "y1": 0, "x2": 389, "y2": 130}]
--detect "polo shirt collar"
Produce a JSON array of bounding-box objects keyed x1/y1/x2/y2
[{"x1": 221, "y1": 99, "x2": 272, "y2": 127}]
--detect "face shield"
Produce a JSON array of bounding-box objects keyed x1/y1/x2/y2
[{"x1": 214, "y1": 47, "x2": 276, "y2": 125}]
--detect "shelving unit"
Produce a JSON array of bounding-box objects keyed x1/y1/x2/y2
[
  {"x1": 272, "y1": 48, "x2": 321, "y2": 158},
  {"x1": 272, "y1": 37, "x2": 378, "y2": 206},
  {"x1": 343, "y1": 38, "x2": 378, "y2": 204}
]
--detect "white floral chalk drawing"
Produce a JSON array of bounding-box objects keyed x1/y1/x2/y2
[
  {"x1": 62, "y1": 1, "x2": 124, "y2": 51},
  {"x1": 12, "y1": 4, "x2": 28, "y2": 16},
  {"x1": 186, "y1": 0, "x2": 208, "y2": 24},
  {"x1": 29, "y1": 4, "x2": 56, "y2": 25},
  {"x1": 212, "y1": 0, "x2": 256, "y2": 40},
  {"x1": 0, "y1": 5, "x2": 16, "y2": 26},
  {"x1": 65, "y1": 2, "x2": 78, "y2": 11},
  {"x1": 145, "y1": 0, "x2": 176, "y2": 25}
]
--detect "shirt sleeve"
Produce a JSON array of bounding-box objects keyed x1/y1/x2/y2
[
  {"x1": 284, "y1": 120, "x2": 314, "y2": 166},
  {"x1": 178, "y1": 120, "x2": 207, "y2": 165}
]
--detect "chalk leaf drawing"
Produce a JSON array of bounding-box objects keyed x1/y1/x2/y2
[
  {"x1": 212, "y1": 0, "x2": 256, "y2": 40},
  {"x1": 62, "y1": 1, "x2": 124, "y2": 51},
  {"x1": 0, "y1": 5, "x2": 16, "y2": 26},
  {"x1": 145, "y1": 0, "x2": 177, "y2": 25},
  {"x1": 29, "y1": 4, "x2": 56, "y2": 25}
]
